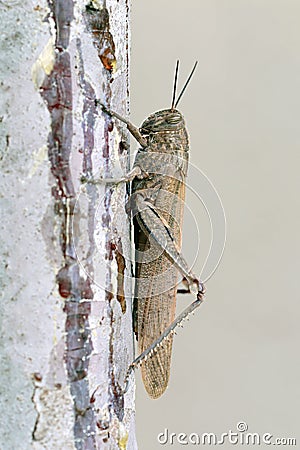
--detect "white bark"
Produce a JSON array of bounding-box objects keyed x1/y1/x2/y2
[{"x1": 0, "y1": 0, "x2": 136, "y2": 448}]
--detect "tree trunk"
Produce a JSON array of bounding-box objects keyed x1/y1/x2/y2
[{"x1": 0, "y1": 0, "x2": 136, "y2": 448}]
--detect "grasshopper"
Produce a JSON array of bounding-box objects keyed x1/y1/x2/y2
[{"x1": 96, "y1": 61, "x2": 205, "y2": 398}]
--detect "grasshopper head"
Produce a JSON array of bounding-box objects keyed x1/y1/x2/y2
[
  {"x1": 139, "y1": 109, "x2": 185, "y2": 134},
  {"x1": 140, "y1": 61, "x2": 197, "y2": 135},
  {"x1": 140, "y1": 61, "x2": 198, "y2": 136}
]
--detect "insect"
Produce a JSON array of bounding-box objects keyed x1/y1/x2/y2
[{"x1": 97, "y1": 61, "x2": 205, "y2": 398}]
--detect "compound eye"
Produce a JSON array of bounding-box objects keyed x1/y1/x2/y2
[{"x1": 166, "y1": 114, "x2": 181, "y2": 124}]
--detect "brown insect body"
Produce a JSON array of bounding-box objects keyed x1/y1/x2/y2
[
  {"x1": 131, "y1": 109, "x2": 191, "y2": 398},
  {"x1": 94, "y1": 62, "x2": 204, "y2": 398}
]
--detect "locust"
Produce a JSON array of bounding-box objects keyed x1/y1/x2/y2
[{"x1": 96, "y1": 61, "x2": 205, "y2": 398}]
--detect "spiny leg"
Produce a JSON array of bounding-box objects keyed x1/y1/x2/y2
[
  {"x1": 95, "y1": 100, "x2": 147, "y2": 148},
  {"x1": 123, "y1": 286, "x2": 205, "y2": 394},
  {"x1": 81, "y1": 102, "x2": 147, "y2": 185},
  {"x1": 81, "y1": 165, "x2": 142, "y2": 186}
]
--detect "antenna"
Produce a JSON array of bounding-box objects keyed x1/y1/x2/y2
[
  {"x1": 174, "y1": 61, "x2": 198, "y2": 108},
  {"x1": 171, "y1": 60, "x2": 180, "y2": 110}
]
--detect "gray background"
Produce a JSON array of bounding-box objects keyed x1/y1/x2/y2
[{"x1": 130, "y1": 1, "x2": 300, "y2": 448}]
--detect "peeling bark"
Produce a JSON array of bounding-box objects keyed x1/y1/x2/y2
[{"x1": 0, "y1": 0, "x2": 136, "y2": 449}]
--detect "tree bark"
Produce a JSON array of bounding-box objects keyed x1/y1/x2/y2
[{"x1": 0, "y1": 0, "x2": 136, "y2": 448}]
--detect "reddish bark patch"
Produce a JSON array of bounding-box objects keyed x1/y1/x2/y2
[
  {"x1": 40, "y1": 0, "x2": 97, "y2": 446},
  {"x1": 115, "y1": 239, "x2": 126, "y2": 314},
  {"x1": 84, "y1": 2, "x2": 116, "y2": 72}
]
